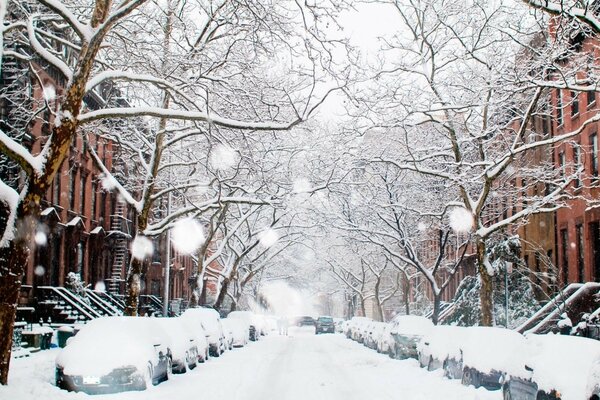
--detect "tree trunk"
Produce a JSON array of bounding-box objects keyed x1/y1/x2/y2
[
  {"x1": 214, "y1": 278, "x2": 229, "y2": 310},
  {"x1": 477, "y1": 239, "x2": 494, "y2": 326},
  {"x1": 359, "y1": 296, "x2": 366, "y2": 317},
  {"x1": 124, "y1": 255, "x2": 144, "y2": 316},
  {"x1": 0, "y1": 196, "x2": 40, "y2": 384},
  {"x1": 402, "y1": 274, "x2": 411, "y2": 315},
  {"x1": 431, "y1": 292, "x2": 441, "y2": 325},
  {"x1": 0, "y1": 240, "x2": 28, "y2": 384}
]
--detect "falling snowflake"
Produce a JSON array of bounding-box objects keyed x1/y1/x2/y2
[
  {"x1": 34, "y1": 266, "x2": 45, "y2": 276},
  {"x1": 171, "y1": 218, "x2": 205, "y2": 254},
  {"x1": 131, "y1": 235, "x2": 154, "y2": 260},
  {"x1": 210, "y1": 144, "x2": 238, "y2": 171},
  {"x1": 43, "y1": 84, "x2": 56, "y2": 101},
  {"x1": 417, "y1": 222, "x2": 427, "y2": 232},
  {"x1": 449, "y1": 207, "x2": 473, "y2": 233},
  {"x1": 259, "y1": 228, "x2": 279, "y2": 248},
  {"x1": 35, "y1": 231, "x2": 47, "y2": 246},
  {"x1": 94, "y1": 281, "x2": 106, "y2": 292},
  {"x1": 100, "y1": 173, "x2": 119, "y2": 192}
]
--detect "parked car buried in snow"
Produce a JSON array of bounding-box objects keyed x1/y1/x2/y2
[
  {"x1": 222, "y1": 317, "x2": 249, "y2": 348},
  {"x1": 502, "y1": 333, "x2": 600, "y2": 400},
  {"x1": 55, "y1": 317, "x2": 173, "y2": 394},
  {"x1": 347, "y1": 316, "x2": 372, "y2": 343},
  {"x1": 389, "y1": 315, "x2": 433, "y2": 359},
  {"x1": 377, "y1": 323, "x2": 396, "y2": 357},
  {"x1": 228, "y1": 311, "x2": 260, "y2": 341},
  {"x1": 417, "y1": 325, "x2": 470, "y2": 372},
  {"x1": 182, "y1": 307, "x2": 226, "y2": 357},
  {"x1": 458, "y1": 327, "x2": 529, "y2": 391},
  {"x1": 154, "y1": 317, "x2": 198, "y2": 373}
]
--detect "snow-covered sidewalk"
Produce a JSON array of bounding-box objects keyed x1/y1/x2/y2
[{"x1": 2, "y1": 328, "x2": 500, "y2": 400}]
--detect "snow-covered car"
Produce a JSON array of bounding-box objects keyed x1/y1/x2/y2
[
  {"x1": 221, "y1": 320, "x2": 234, "y2": 351},
  {"x1": 417, "y1": 325, "x2": 470, "y2": 371},
  {"x1": 503, "y1": 334, "x2": 600, "y2": 400},
  {"x1": 347, "y1": 316, "x2": 372, "y2": 343},
  {"x1": 389, "y1": 315, "x2": 434, "y2": 359},
  {"x1": 334, "y1": 318, "x2": 345, "y2": 333},
  {"x1": 376, "y1": 323, "x2": 396, "y2": 357},
  {"x1": 179, "y1": 314, "x2": 209, "y2": 363},
  {"x1": 459, "y1": 327, "x2": 529, "y2": 390},
  {"x1": 228, "y1": 311, "x2": 260, "y2": 341},
  {"x1": 154, "y1": 317, "x2": 198, "y2": 373},
  {"x1": 182, "y1": 307, "x2": 226, "y2": 357},
  {"x1": 55, "y1": 317, "x2": 172, "y2": 394},
  {"x1": 222, "y1": 318, "x2": 249, "y2": 347},
  {"x1": 364, "y1": 321, "x2": 385, "y2": 350}
]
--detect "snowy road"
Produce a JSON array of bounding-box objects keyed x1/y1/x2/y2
[{"x1": 3, "y1": 328, "x2": 500, "y2": 400}]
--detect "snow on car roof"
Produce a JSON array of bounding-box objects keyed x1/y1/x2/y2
[
  {"x1": 56, "y1": 317, "x2": 167, "y2": 377},
  {"x1": 390, "y1": 315, "x2": 433, "y2": 335},
  {"x1": 417, "y1": 325, "x2": 470, "y2": 361},
  {"x1": 460, "y1": 326, "x2": 528, "y2": 376},
  {"x1": 526, "y1": 333, "x2": 600, "y2": 400}
]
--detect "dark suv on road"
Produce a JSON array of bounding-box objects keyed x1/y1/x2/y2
[{"x1": 315, "y1": 316, "x2": 335, "y2": 334}]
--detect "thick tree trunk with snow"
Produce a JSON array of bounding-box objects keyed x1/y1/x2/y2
[
  {"x1": 477, "y1": 239, "x2": 494, "y2": 326},
  {"x1": 124, "y1": 255, "x2": 145, "y2": 316},
  {"x1": 0, "y1": 217, "x2": 32, "y2": 384},
  {"x1": 214, "y1": 278, "x2": 230, "y2": 311}
]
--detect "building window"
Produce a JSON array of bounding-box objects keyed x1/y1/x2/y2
[
  {"x1": 591, "y1": 222, "x2": 600, "y2": 282},
  {"x1": 53, "y1": 170, "x2": 61, "y2": 205},
  {"x1": 80, "y1": 173, "x2": 86, "y2": 215},
  {"x1": 70, "y1": 169, "x2": 77, "y2": 210},
  {"x1": 588, "y1": 90, "x2": 596, "y2": 108},
  {"x1": 557, "y1": 90, "x2": 563, "y2": 126},
  {"x1": 561, "y1": 229, "x2": 569, "y2": 284},
  {"x1": 559, "y1": 152, "x2": 566, "y2": 180},
  {"x1": 592, "y1": 134, "x2": 599, "y2": 178},
  {"x1": 574, "y1": 144, "x2": 582, "y2": 188},
  {"x1": 91, "y1": 180, "x2": 97, "y2": 221},
  {"x1": 571, "y1": 91, "x2": 579, "y2": 117},
  {"x1": 577, "y1": 224, "x2": 585, "y2": 282},
  {"x1": 77, "y1": 242, "x2": 84, "y2": 273}
]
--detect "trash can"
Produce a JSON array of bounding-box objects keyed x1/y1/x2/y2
[
  {"x1": 57, "y1": 326, "x2": 74, "y2": 348},
  {"x1": 41, "y1": 332, "x2": 53, "y2": 350}
]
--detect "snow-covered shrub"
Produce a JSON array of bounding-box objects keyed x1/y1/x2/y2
[{"x1": 448, "y1": 270, "x2": 539, "y2": 328}]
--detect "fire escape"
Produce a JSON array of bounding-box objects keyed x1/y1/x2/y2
[{"x1": 107, "y1": 199, "x2": 131, "y2": 295}]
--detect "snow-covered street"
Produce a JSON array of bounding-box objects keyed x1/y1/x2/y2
[{"x1": 2, "y1": 328, "x2": 499, "y2": 400}]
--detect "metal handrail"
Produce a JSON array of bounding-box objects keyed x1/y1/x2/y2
[{"x1": 38, "y1": 286, "x2": 99, "y2": 320}]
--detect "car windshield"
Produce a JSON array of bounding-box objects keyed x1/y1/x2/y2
[{"x1": 319, "y1": 317, "x2": 333, "y2": 323}]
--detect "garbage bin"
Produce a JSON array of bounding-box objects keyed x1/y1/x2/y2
[
  {"x1": 41, "y1": 332, "x2": 53, "y2": 350},
  {"x1": 57, "y1": 326, "x2": 74, "y2": 348}
]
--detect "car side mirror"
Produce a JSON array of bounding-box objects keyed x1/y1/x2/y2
[{"x1": 525, "y1": 365, "x2": 533, "y2": 372}]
